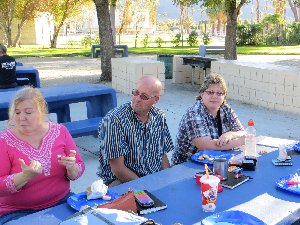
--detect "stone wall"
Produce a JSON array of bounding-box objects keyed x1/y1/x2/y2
[
  {"x1": 112, "y1": 57, "x2": 165, "y2": 95},
  {"x1": 211, "y1": 59, "x2": 300, "y2": 114}
]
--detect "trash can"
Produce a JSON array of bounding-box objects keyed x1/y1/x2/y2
[{"x1": 157, "y1": 54, "x2": 174, "y2": 79}]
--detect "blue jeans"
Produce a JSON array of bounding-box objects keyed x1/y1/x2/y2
[{"x1": 0, "y1": 192, "x2": 74, "y2": 225}]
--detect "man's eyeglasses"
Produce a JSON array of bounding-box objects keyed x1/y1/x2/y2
[
  {"x1": 132, "y1": 89, "x2": 156, "y2": 101},
  {"x1": 204, "y1": 90, "x2": 225, "y2": 96}
]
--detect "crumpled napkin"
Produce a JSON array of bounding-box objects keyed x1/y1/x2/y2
[{"x1": 86, "y1": 179, "x2": 108, "y2": 200}]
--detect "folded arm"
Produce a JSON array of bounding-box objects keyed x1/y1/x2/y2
[{"x1": 193, "y1": 130, "x2": 246, "y2": 151}]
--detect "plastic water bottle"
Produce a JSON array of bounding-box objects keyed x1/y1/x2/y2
[{"x1": 244, "y1": 119, "x2": 257, "y2": 159}]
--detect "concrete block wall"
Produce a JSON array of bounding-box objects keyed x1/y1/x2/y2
[
  {"x1": 112, "y1": 57, "x2": 165, "y2": 95},
  {"x1": 211, "y1": 60, "x2": 300, "y2": 114},
  {"x1": 172, "y1": 55, "x2": 208, "y2": 85}
]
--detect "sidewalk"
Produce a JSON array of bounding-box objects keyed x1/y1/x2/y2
[{"x1": 71, "y1": 79, "x2": 300, "y2": 193}]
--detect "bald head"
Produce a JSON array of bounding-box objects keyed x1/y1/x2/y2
[{"x1": 137, "y1": 76, "x2": 162, "y2": 97}]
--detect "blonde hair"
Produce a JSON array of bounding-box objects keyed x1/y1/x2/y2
[
  {"x1": 196, "y1": 73, "x2": 228, "y2": 104},
  {"x1": 8, "y1": 86, "x2": 48, "y2": 125}
]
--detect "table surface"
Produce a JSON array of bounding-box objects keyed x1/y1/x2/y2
[{"x1": 5, "y1": 146, "x2": 300, "y2": 225}]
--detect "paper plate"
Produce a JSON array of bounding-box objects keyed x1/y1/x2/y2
[
  {"x1": 191, "y1": 150, "x2": 233, "y2": 165},
  {"x1": 201, "y1": 210, "x2": 266, "y2": 225},
  {"x1": 293, "y1": 142, "x2": 300, "y2": 151},
  {"x1": 276, "y1": 174, "x2": 300, "y2": 194},
  {"x1": 67, "y1": 190, "x2": 121, "y2": 211}
]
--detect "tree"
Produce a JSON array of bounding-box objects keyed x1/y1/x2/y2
[
  {"x1": 13, "y1": 0, "x2": 41, "y2": 47},
  {"x1": 206, "y1": 4, "x2": 226, "y2": 35},
  {"x1": 110, "y1": 0, "x2": 118, "y2": 44},
  {"x1": 43, "y1": 0, "x2": 87, "y2": 48},
  {"x1": 271, "y1": 0, "x2": 286, "y2": 15},
  {"x1": 0, "y1": 0, "x2": 16, "y2": 47},
  {"x1": 256, "y1": 0, "x2": 260, "y2": 22},
  {"x1": 287, "y1": 0, "x2": 300, "y2": 22},
  {"x1": 173, "y1": 0, "x2": 199, "y2": 46},
  {"x1": 94, "y1": 0, "x2": 114, "y2": 81},
  {"x1": 116, "y1": 0, "x2": 132, "y2": 44},
  {"x1": 201, "y1": 0, "x2": 248, "y2": 60}
]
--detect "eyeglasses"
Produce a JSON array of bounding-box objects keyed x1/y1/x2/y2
[
  {"x1": 204, "y1": 90, "x2": 225, "y2": 96},
  {"x1": 132, "y1": 89, "x2": 156, "y2": 101}
]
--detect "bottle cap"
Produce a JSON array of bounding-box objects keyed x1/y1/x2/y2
[{"x1": 248, "y1": 119, "x2": 254, "y2": 126}]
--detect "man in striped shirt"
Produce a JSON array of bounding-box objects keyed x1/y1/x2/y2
[{"x1": 98, "y1": 76, "x2": 174, "y2": 187}]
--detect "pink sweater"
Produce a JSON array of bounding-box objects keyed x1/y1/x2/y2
[{"x1": 0, "y1": 122, "x2": 85, "y2": 216}]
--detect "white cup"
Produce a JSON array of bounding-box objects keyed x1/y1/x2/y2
[{"x1": 200, "y1": 175, "x2": 220, "y2": 212}]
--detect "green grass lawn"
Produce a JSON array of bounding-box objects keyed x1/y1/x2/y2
[{"x1": 9, "y1": 45, "x2": 300, "y2": 58}]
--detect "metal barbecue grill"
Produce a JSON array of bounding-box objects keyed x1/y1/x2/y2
[{"x1": 181, "y1": 56, "x2": 217, "y2": 85}]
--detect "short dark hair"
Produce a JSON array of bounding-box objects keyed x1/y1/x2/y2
[{"x1": 0, "y1": 44, "x2": 7, "y2": 54}]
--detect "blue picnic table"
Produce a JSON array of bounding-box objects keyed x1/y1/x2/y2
[
  {"x1": 16, "y1": 66, "x2": 40, "y2": 87},
  {"x1": 0, "y1": 83, "x2": 117, "y2": 137},
  {"x1": 4, "y1": 144, "x2": 300, "y2": 225}
]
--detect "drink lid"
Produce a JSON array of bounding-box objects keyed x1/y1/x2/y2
[{"x1": 248, "y1": 119, "x2": 254, "y2": 126}]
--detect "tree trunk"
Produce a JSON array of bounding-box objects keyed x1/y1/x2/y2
[
  {"x1": 13, "y1": 20, "x2": 26, "y2": 47},
  {"x1": 225, "y1": 15, "x2": 237, "y2": 60},
  {"x1": 287, "y1": 0, "x2": 299, "y2": 22},
  {"x1": 50, "y1": 26, "x2": 59, "y2": 48},
  {"x1": 94, "y1": 0, "x2": 114, "y2": 82},
  {"x1": 224, "y1": 0, "x2": 246, "y2": 60},
  {"x1": 256, "y1": 0, "x2": 260, "y2": 22},
  {"x1": 5, "y1": 27, "x2": 13, "y2": 47},
  {"x1": 180, "y1": 6, "x2": 184, "y2": 46},
  {"x1": 110, "y1": 4, "x2": 116, "y2": 44}
]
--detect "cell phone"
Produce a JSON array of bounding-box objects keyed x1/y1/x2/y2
[{"x1": 134, "y1": 190, "x2": 154, "y2": 208}]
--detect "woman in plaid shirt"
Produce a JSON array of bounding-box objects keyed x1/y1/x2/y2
[{"x1": 172, "y1": 73, "x2": 245, "y2": 165}]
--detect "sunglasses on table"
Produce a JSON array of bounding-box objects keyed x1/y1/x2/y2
[
  {"x1": 132, "y1": 89, "x2": 156, "y2": 101},
  {"x1": 204, "y1": 90, "x2": 225, "y2": 96}
]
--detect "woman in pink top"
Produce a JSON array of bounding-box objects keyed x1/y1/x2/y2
[{"x1": 0, "y1": 86, "x2": 85, "y2": 223}]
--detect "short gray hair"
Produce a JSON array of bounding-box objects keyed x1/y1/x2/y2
[
  {"x1": 196, "y1": 73, "x2": 228, "y2": 104},
  {"x1": 0, "y1": 44, "x2": 7, "y2": 54},
  {"x1": 8, "y1": 86, "x2": 48, "y2": 126}
]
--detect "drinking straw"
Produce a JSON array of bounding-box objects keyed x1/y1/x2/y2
[{"x1": 204, "y1": 164, "x2": 209, "y2": 179}]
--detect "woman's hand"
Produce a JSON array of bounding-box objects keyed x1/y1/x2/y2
[
  {"x1": 59, "y1": 150, "x2": 77, "y2": 170},
  {"x1": 13, "y1": 159, "x2": 43, "y2": 190},
  {"x1": 216, "y1": 133, "x2": 233, "y2": 146},
  {"x1": 59, "y1": 150, "x2": 79, "y2": 180},
  {"x1": 19, "y1": 158, "x2": 43, "y2": 180}
]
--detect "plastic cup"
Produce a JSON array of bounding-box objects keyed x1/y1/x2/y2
[
  {"x1": 200, "y1": 175, "x2": 220, "y2": 212},
  {"x1": 213, "y1": 158, "x2": 228, "y2": 180}
]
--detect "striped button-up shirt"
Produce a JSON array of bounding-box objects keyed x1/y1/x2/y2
[
  {"x1": 172, "y1": 100, "x2": 244, "y2": 165},
  {"x1": 98, "y1": 102, "x2": 174, "y2": 185}
]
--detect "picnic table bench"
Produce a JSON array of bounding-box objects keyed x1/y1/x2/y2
[
  {"x1": 16, "y1": 66, "x2": 40, "y2": 87},
  {"x1": 0, "y1": 83, "x2": 117, "y2": 138},
  {"x1": 91, "y1": 44, "x2": 129, "y2": 58},
  {"x1": 199, "y1": 45, "x2": 225, "y2": 57}
]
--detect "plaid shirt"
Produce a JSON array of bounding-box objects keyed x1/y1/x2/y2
[
  {"x1": 98, "y1": 102, "x2": 174, "y2": 185},
  {"x1": 172, "y1": 100, "x2": 244, "y2": 165}
]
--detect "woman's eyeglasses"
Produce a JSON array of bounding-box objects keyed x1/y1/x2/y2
[
  {"x1": 132, "y1": 89, "x2": 156, "y2": 101},
  {"x1": 204, "y1": 90, "x2": 225, "y2": 96}
]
